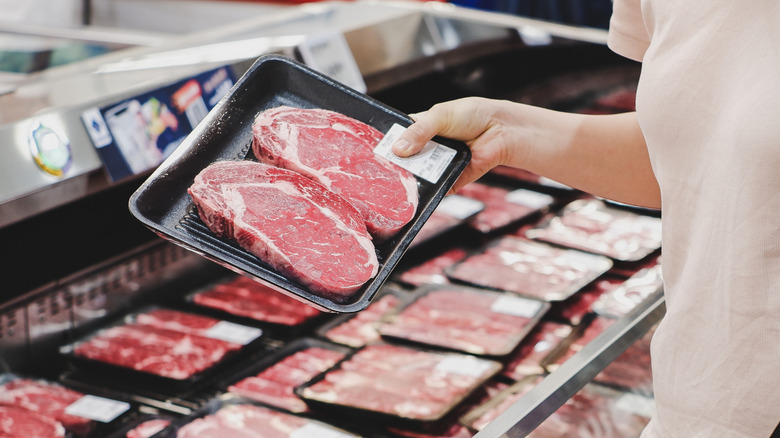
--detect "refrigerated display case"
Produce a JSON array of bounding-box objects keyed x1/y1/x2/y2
[{"x1": 0, "y1": 2, "x2": 663, "y2": 436}]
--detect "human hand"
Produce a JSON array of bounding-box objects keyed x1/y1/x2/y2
[{"x1": 391, "y1": 97, "x2": 529, "y2": 194}]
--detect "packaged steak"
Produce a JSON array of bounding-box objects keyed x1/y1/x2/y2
[
  {"x1": 224, "y1": 338, "x2": 349, "y2": 413},
  {"x1": 377, "y1": 285, "x2": 549, "y2": 356},
  {"x1": 594, "y1": 325, "x2": 655, "y2": 396},
  {"x1": 397, "y1": 248, "x2": 469, "y2": 287},
  {"x1": 455, "y1": 182, "x2": 555, "y2": 234},
  {"x1": 165, "y1": 397, "x2": 360, "y2": 438},
  {"x1": 318, "y1": 287, "x2": 405, "y2": 348},
  {"x1": 62, "y1": 307, "x2": 264, "y2": 383},
  {"x1": 592, "y1": 265, "x2": 664, "y2": 319},
  {"x1": 501, "y1": 322, "x2": 574, "y2": 381},
  {"x1": 462, "y1": 377, "x2": 653, "y2": 437},
  {"x1": 460, "y1": 375, "x2": 545, "y2": 432},
  {"x1": 525, "y1": 198, "x2": 662, "y2": 262},
  {"x1": 188, "y1": 275, "x2": 322, "y2": 329},
  {"x1": 547, "y1": 277, "x2": 624, "y2": 326},
  {"x1": 487, "y1": 167, "x2": 574, "y2": 192},
  {"x1": 297, "y1": 343, "x2": 501, "y2": 425},
  {"x1": 542, "y1": 314, "x2": 616, "y2": 372},
  {"x1": 447, "y1": 236, "x2": 613, "y2": 302},
  {"x1": 409, "y1": 194, "x2": 484, "y2": 249},
  {"x1": 0, "y1": 374, "x2": 133, "y2": 437}
]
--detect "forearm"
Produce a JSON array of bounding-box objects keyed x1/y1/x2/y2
[
  {"x1": 514, "y1": 106, "x2": 661, "y2": 208},
  {"x1": 394, "y1": 98, "x2": 661, "y2": 209}
]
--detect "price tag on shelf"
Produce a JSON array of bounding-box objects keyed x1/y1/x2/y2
[
  {"x1": 65, "y1": 395, "x2": 130, "y2": 423},
  {"x1": 205, "y1": 321, "x2": 263, "y2": 345},
  {"x1": 297, "y1": 30, "x2": 366, "y2": 93},
  {"x1": 374, "y1": 123, "x2": 456, "y2": 183}
]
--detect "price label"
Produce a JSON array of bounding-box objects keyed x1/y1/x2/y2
[
  {"x1": 290, "y1": 423, "x2": 355, "y2": 438},
  {"x1": 205, "y1": 321, "x2": 262, "y2": 345},
  {"x1": 517, "y1": 26, "x2": 553, "y2": 46},
  {"x1": 505, "y1": 189, "x2": 554, "y2": 209},
  {"x1": 374, "y1": 123, "x2": 456, "y2": 183},
  {"x1": 491, "y1": 295, "x2": 544, "y2": 318},
  {"x1": 436, "y1": 195, "x2": 485, "y2": 220},
  {"x1": 297, "y1": 30, "x2": 366, "y2": 93},
  {"x1": 65, "y1": 395, "x2": 130, "y2": 423},
  {"x1": 435, "y1": 355, "x2": 496, "y2": 377}
]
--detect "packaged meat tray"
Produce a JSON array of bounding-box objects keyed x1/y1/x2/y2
[
  {"x1": 129, "y1": 54, "x2": 471, "y2": 313},
  {"x1": 541, "y1": 314, "x2": 616, "y2": 373},
  {"x1": 0, "y1": 374, "x2": 134, "y2": 438},
  {"x1": 455, "y1": 182, "x2": 555, "y2": 234},
  {"x1": 446, "y1": 236, "x2": 613, "y2": 302},
  {"x1": 223, "y1": 337, "x2": 349, "y2": 413},
  {"x1": 546, "y1": 277, "x2": 624, "y2": 326},
  {"x1": 60, "y1": 307, "x2": 266, "y2": 387},
  {"x1": 160, "y1": 396, "x2": 360, "y2": 438},
  {"x1": 460, "y1": 377, "x2": 653, "y2": 437},
  {"x1": 296, "y1": 343, "x2": 502, "y2": 426},
  {"x1": 486, "y1": 167, "x2": 575, "y2": 193},
  {"x1": 408, "y1": 194, "x2": 484, "y2": 249},
  {"x1": 317, "y1": 286, "x2": 406, "y2": 348},
  {"x1": 525, "y1": 198, "x2": 662, "y2": 262},
  {"x1": 397, "y1": 247, "x2": 469, "y2": 287},
  {"x1": 186, "y1": 274, "x2": 323, "y2": 333},
  {"x1": 377, "y1": 284, "x2": 549, "y2": 356},
  {"x1": 500, "y1": 322, "x2": 573, "y2": 381},
  {"x1": 592, "y1": 265, "x2": 664, "y2": 319},
  {"x1": 106, "y1": 413, "x2": 177, "y2": 438},
  {"x1": 594, "y1": 324, "x2": 655, "y2": 397}
]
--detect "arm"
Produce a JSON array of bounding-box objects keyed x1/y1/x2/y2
[{"x1": 392, "y1": 97, "x2": 660, "y2": 209}]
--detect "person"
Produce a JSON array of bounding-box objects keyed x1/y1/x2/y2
[{"x1": 391, "y1": 1, "x2": 780, "y2": 437}]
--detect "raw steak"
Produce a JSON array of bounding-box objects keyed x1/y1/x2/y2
[
  {"x1": 398, "y1": 248, "x2": 468, "y2": 287},
  {"x1": 545, "y1": 316, "x2": 616, "y2": 372},
  {"x1": 456, "y1": 183, "x2": 553, "y2": 233},
  {"x1": 300, "y1": 344, "x2": 499, "y2": 421},
  {"x1": 192, "y1": 276, "x2": 321, "y2": 325},
  {"x1": 548, "y1": 277, "x2": 623, "y2": 326},
  {"x1": 252, "y1": 106, "x2": 418, "y2": 239},
  {"x1": 501, "y1": 322, "x2": 573, "y2": 381},
  {"x1": 323, "y1": 293, "x2": 401, "y2": 347},
  {"x1": 0, "y1": 405, "x2": 65, "y2": 438},
  {"x1": 73, "y1": 322, "x2": 240, "y2": 380},
  {"x1": 447, "y1": 237, "x2": 612, "y2": 301},
  {"x1": 175, "y1": 404, "x2": 358, "y2": 438},
  {"x1": 0, "y1": 379, "x2": 92, "y2": 435},
  {"x1": 378, "y1": 287, "x2": 546, "y2": 355},
  {"x1": 592, "y1": 265, "x2": 664, "y2": 318},
  {"x1": 228, "y1": 346, "x2": 345, "y2": 413},
  {"x1": 525, "y1": 198, "x2": 662, "y2": 261},
  {"x1": 125, "y1": 418, "x2": 171, "y2": 438},
  {"x1": 189, "y1": 160, "x2": 378, "y2": 298},
  {"x1": 134, "y1": 308, "x2": 236, "y2": 337}
]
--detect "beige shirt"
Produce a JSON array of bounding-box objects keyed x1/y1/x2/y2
[{"x1": 608, "y1": 1, "x2": 780, "y2": 437}]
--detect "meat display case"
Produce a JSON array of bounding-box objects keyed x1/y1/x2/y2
[{"x1": 0, "y1": 2, "x2": 664, "y2": 436}]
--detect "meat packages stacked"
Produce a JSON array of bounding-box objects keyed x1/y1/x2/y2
[
  {"x1": 0, "y1": 378, "x2": 93, "y2": 436},
  {"x1": 227, "y1": 343, "x2": 346, "y2": 413},
  {"x1": 189, "y1": 106, "x2": 419, "y2": 301},
  {"x1": 525, "y1": 198, "x2": 662, "y2": 262},
  {"x1": 378, "y1": 286, "x2": 548, "y2": 356},
  {"x1": 71, "y1": 308, "x2": 259, "y2": 380},
  {"x1": 191, "y1": 275, "x2": 321, "y2": 326},
  {"x1": 299, "y1": 343, "x2": 501, "y2": 423},
  {"x1": 447, "y1": 236, "x2": 613, "y2": 302},
  {"x1": 456, "y1": 182, "x2": 554, "y2": 234},
  {"x1": 174, "y1": 403, "x2": 359, "y2": 438},
  {"x1": 322, "y1": 291, "x2": 403, "y2": 348}
]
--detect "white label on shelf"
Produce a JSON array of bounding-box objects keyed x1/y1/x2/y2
[
  {"x1": 297, "y1": 30, "x2": 366, "y2": 93},
  {"x1": 374, "y1": 123, "x2": 456, "y2": 183},
  {"x1": 505, "y1": 189, "x2": 554, "y2": 209},
  {"x1": 436, "y1": 194, "x2": 485, "y2": 220},
  {"x1": 205, "y1": 321, "x2": 262, "y2": 345},
  {"x1": 290, "y1": 423, "x2": 355, "y2": 438},
  {"x1": 615, "y1": 393, "x2": 656, "y2": 418},
  {"x1": 517, "y1": 26, "x2": 553, "y2": 46},
  {"x1": 65, "y1": 395, "x2": 130, "y2": 423},
  {"x1": 435, "y1": 355, "x2": 495, "y2": 377},
  {"x1": 491, "y1": 295, "x2": 544, "y2": 318}
]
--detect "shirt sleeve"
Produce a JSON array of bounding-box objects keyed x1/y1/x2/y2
[{"x1": 608, "y1": 0, "x2": 651, "y2": 62}]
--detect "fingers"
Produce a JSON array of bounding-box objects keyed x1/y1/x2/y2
[{"x1": 391, "y1": 98, "x2": 493, "y2": 157}]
